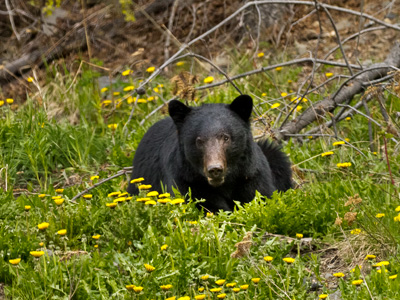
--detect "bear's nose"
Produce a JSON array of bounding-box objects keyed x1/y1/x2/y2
[{"x1": 207, "y1": 165, "x2": 224, "y2": 178}]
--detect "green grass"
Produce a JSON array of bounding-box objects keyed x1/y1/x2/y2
[{"x1": 0, "y1": 56, "x2": 400, "y2": 299}]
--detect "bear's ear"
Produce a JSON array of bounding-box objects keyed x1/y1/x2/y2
[
  {"x1": 229, "y1": 94, "x2": 253, "y2": 122},
  {"x1": 169, "y1": 100, "x2": 192, "y2": 127}
]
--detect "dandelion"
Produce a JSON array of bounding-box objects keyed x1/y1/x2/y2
[
  {"x1": 25, "y1": 205, "x2": 31, "y2": 211},
  {"x1": 395, "y1": 206, "x2": 400, "y2": 212},
  {"x1": 158, "y1": 198, "x2": 171, "y2": 204},
  {"x1": 159, "y1": 193, "x2": 170, "y2": 198},
  {"x1": 57, "y1": 229, "x2": 67, "y2": 236},
  {"x1": 108, "y1": 124, "x2": 118, "y2": 130},
  {"x1": 146, "y1": 66, "x2": 155, "y2": 73},
  {"x1": 288, "y1": 79, "x2": 293, "y2": 83},
  {"x1": 215, "y1": 279, "x2": 226, "y2": 286},
  {"x1": 92, "y1": 235, "x2": 101, "y2": 240},
  {"x1": 176, "y1": 61, "x2": 185, "y2": 66},
  {"x1": 153, "y1": 87, "x2": 159, "y2": 93},
  {"x1": 138, "y1": 184, "x2": 152, "y2": 190},
  {"x1": 394, "y1": 215, "x2": 400, "y2": 222},
  {"x1": 275, "y1": 66, "x2": 283, "y2": 71},
  {"x1": 52, "y1": 196, "x2": 61, "y2": 199},
  {"x1": 280, "y1": 92, "x2": 288, "y2": 97},
  {"x1": 137, "y1": 197, "x2": 151, "y2": 202},
  {"x1": 217, "y1": 294, "x2": 226, "y2": 299},
  {"x1": 90, "y1": 175, "x2": 99, "y2": 181},
  {"x1": 178, "y1": 297, "x2": 190, "y2": 300},
  {"x1": 161, "y1": 244, "x2": 168, "y2": 251},
  {"x1": 130, "y1": 177, "x2": 145, "y2": 184},
  {"x1": 38, "y1": 194, "x2": 46, "y2": 198},
  {"x1": 240, "y1": 284, "x2": 249, "y2": 290},
  {"x1": 137, "y1": 99, "x2": 147, "y2": 104},
  {"x1": 201, "y1": 275, "x2": 209, "y2": 280},
  {"x1": 37, "y1": 222, "x2": 50, "y2": 230},
  {"x1": 257, "y1": 52, "x2": 264, "y2": 58},
  {"x1": 389, "y1": 274, "x2": 397, "y2": 280},
  {"x1": 296, "y1": 105, "x2": 303, "y2": 111},
  {"x1": 126, "y1": 284, "x2": 135, "y2": 290},
  {"x1": 108, "y1": 191, "x2": 121, "y2": 197},
  {"x1": 102, "y1": 100, "x2": 112, "y2": 106},
  {"x1": 54, "y1": 198, "x2": 64, "y2": 206},
  {"x1": 271, "y1": 103, "x2": 281, "y2": 109},
  {"x1": 9, "y1": 258, "x2": 21, "y2": 265},
  {"x1": 346, "y1": 117, "x2": 351, "y2": 121},
  {"x1": 333, "y1": 141, "x2": 345, "y2": 146},
  {"x1": 319, "y1": 294, "x2": 328, "y2": 299},
  {"x1": 252, "y1": 278, "x2": 261, "y2": 284},
  {"x1": 374, "y1": 261, "x2": 389, "y2": 267},
  {"x1": 325, "y1": 72, "x2": 333, "y2": 78},
  {"x1": 0, "y1": 100, "x2": 4, "y2": 106},
  {"x1": 337, "y1": 162, "x2": 352, "y2": 168},
  {"x1": 204, "y1": 76, "x2": 214, "y2": 84},
  {"x1": 207, "y1": 212, "x2": 214, "y2": 217},
  {"x1": 198, "y1": 287, "x2": 205, "y2": 292},
  {"x1": 160, "y1": 284, "x2": 173, "y2": 291},
  {"x1": 226, "y1": 282, "x2": 237, "y2": 288},
  {"x1": 27, "y1": 77, "x2": 34, "y2": 82},
  {"x1": 232, "y1": 288, "x2": 240, "y2": 293},
  {"x1": 261, "y1": 93, "x2": 267, "y2": 97},
  {"x1": 39, "y1": 242, "x2": 44, "y2": 247},
  {"x1": 333, "y1": 272, "x2": 345, "y2": 278},
  {"x1": 133, "y1": 286, "x2": 144, "y2": 293},
  {"x1": 83, "y1": 194, "x2": 93, "y2": 199},
  {"x1": 264, "y1": 256, "x2": 273, "y2": 262},
  {"x1": 144, "y1": 263, "x2": 155, "y2": 272},
  {"x1": 210, "y1": 288, "x2": 222, "y2": 293},
  {"x1": 171, "y1": 198, "x2": 185, "y2": 205},
  {"x1": 30, "y1": 251, "x2": 45, "y2": 258},
  {"x1": 376, "y1": 213, "x2": 385, "y2": 218},
  {"x1": 122, "y1": 69, "x2": 132, "y2": 76},
  {"x1": 147, "y1": 96, "x2": 155, "y2": 101},
  {"x1": 187, "y1": 221, "x2": 198, "y2": 225},
  {"x1": 147, "y1": 191, "x2": 159, "y2": 197},
  {"x1": 106, "y1": 202, "x2": 117, "y2": 208},
  {"x1": 365, "y1": 255, "x2": 376, "y2": 260},
  {"x1": 100, "y1": 87, "x2": 108, "y2": 93},
  {"x1": 55, "y1": 188, "x2": 64, "y2": 193},
  {"x1": 6, "y1": 98, "x2": 14, "y2": 104},
  {"x1": 350, "y1": 228, "x2": 361, "y2": 235},
  {"x1": 296, "y1": 233, "x2": 303, "y2": 239},
  {"x1": 321, "y1": 151, "x2": 334, "y2": 157},
  {"x1": 145, "y1": 200, "x2": 157, "y2": 206},
  {"x1": 377, "y1": 269, "x2": 388, "y2": 273},
  {"x1": 123, "y1": 85, "x2": 135, "y2": 91},
  {"x1": 167, "y1": 297, "x2": 176, "y2": 300},
  {"x1": 195, "y1": 295, "x2": 206, "y2": 300},
  {"x1": 283, "y1": 257, "x2": 295, "y2": 264},
  {"x1": 352, "y1": 279, "x2": 363, "y2": 286}
]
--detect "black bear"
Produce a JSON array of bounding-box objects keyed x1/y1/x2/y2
[{"x1": 127, "y1": 95, "x2": 292, "y2": 212}]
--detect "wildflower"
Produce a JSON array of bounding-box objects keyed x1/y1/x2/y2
[
  {"x1": 333, "y1": 272, "x2": 345, "y2": 278},
  {"x1": 308, "y1": 136, "x2": 313, "y2": 139},
  {"x1": 52, "y1": 196, "x2": 61, "y2": 200},
  {"x1": 264, "y1": 256, "x2": 273, "y2": 262},
  {"x1": 232, "y1": 288, "x2": 240, "y2": 292},
  {"x1": 133, "y1": 286, "x2": 143, "y2": 293},
  {"x1": 146, "y1": 66, "x2": 155, "y2": 73},
  {"x1": 374, "y1": 261, "x2": 389, "y2": 267},
  {"x1": 176, "y1": 61, "x2": 185, "y2": 66},
  {"x1": 257, "y1": 52, "x2": 264, "y2": 58},
  {"x1": 288, "y1": 79, "x2": 293, "y2": 83},
  {"x1": 106, "y1": 202, "x2": 117, "y2": 208},
  {"x1": 296, "y1": 233, "x2": 303, "y2": 239},
  {"x1": 280, "y1": 92, "x2": 288, "y2": 97},
  {"x1": 167, "y1": 297, "x2": 176, "y2": 300},
  {"x1": 123, "y1": 85, "x2": 135, "y2": 91},
  {"x1": 30, "y1": 251, "x2": 45, "y2": 258},
  {"x1": 296, "y1": 105, "x2": 302, "y2": 111},
  {"x1": 25, "y1": 205, "x2": 31, "y2": 211},
  {"x1": 9, "y1": 258, "x2": 21, "y2": 265},
  {"x1": 240, "y1": 284, "x2": 249, "y2": 290},
  {"x1": 6, "y1": 98, "x2": 14, "y2": 104},
  {"x1": 337, "y1": 162, "x2": 352, "y2": 168},
  {"x1": 144, "y1": 263, "x2": 155, "y2": 272},
  {"x1": 38, "y1": 222, "x2": 50, "y2": 230},
  {"x1": 38, "y1": 194, "x2": 46, "y2": 198},
  {"x1": 122, "y1": 69, "x2": 132, "y2": 76},
  {"x1": 108, "y1": 124, "x2": 118, "y2": 130},
  {"x1": 204, "y1": 76, "x2": 214, "y2": 84},
  {"x1": 145, "y1": 200, "x2": 157, "y2": 206},
  {"x1": 201, "y1": 275, "x2": 209, "y2": 280},
  {"x1": 226, "y1": 282, "x2": 237, "y2": 288},
  {"x1": 198, "y1": 287, "x2": 205, "y2": 292},
  {"x1": 210, "y1": 288, "x2": 222, "y2": 293},
  {"x1": 160, "y1": 284, "x2": 173, "y2": 291},
  {"x1": 126, "y1": 284, "x2": 135, "y2": 290},
  {"x1": 195, "y1": 296, "x2": 206, "y2": 300},
  {"x1": 395, "y1": 215, "x2": 400, "y2": 222},
  {"x1": 350, "y1": 265, "x2": 362, "y2": 272},
  {"x1": 377, "y1": 269, "x2": 388, "y2": 273},
  {"x1": 325, "y1": 72, "x2": 333, "y2": 78},
  {"x1": 102, "y1": 100, "x2": 112, "y2": 106},
  {"x1": 153, "y1": 87, "x2": 159, "y2": 93},
  {"x1": 54, "y1": 198, "x2": 64, "y2": 206},
  {"x1": 158, "y1": 84, "x2": 164, "y2": 88},
  {"x1": 252, "y1": 278, "x2": 261, "y2": 284},
  {"x1": 350, "y1": 228, "x2": 361, "y2": 235},
  {"x1": 137, "y1": 197, "x2": 151, "y2": 202},
  {"x1": 130, "y1": 177, "x2": 145, "y2": 184},
  {"x1": 158, "y1": 198, "x2": 171, "y2": 204},
  {"x1": 57, "y1": 229, "x2": 67, "y2": 236},
  {"x1": 215, "y1": 279, "x2": 226, "y2": 286},
  {"x1": 137, "y1": 99, "x2": 147, "y2": 104},
  {"x1": 90, "y1": 175, "x2": 99, "y2": 180},
  {"x1": 376, "y1": 213, "x2": 385, "y2": 218},
  {"x1": 138, "y1": 184, "x2": 152, "y2": 190},
  {"x1": 0, "y1": 100, "x2": 3, "y2": 106},
  {"x1": 83, "y1": 194, "x2": 93, "y2": 199},
  {"x1": 147, "y1": 191, "x2": 159, "y2": 197},
  {"x1": 159, "y1": 193, "x2": 170, "y2": 198},
  {"x1": 365, "y1": 255, "x2": 376, "y2": 260},
  {"x1": 333, "y1": 141, "x2": 345, "y2": 146},
  {"x1": 283, "y1": 257, "x2": 295, "y2": 264},
  {"x1": 389, "y1": 274, "x2": 397, "y2": 280},
  {"x1": 207, "y1": 212, "x2": 214, "y2": 217},
  {"x1": 346, "y1": 117, "x2": 351, "y2": 121},
  {"x1": 321, "y1": 151, "x2": 334, "y2": 157},
  {"x1": 92, "y1": 235, "x2": 101, "y2": 240},
  {"x1": 261, "y1": 93, "x2": 267, "y2": 97},
  {"x1": 171, "y1": 198, "x2": 185, "y2": 205},
  {"x1": 352, "y1": 279, "x2": 363, "y2": 286},
  {"x1": 395, "y1": 206, "x2": 400, "y2": 212},
  {"x1": 161, "y1": 244, "x2": 168, "y2": 251},
  {"x1": 147, "y1": 96, "x2": 155, "y2": 101},
  {"x1": 100, "y1": 87, "x2": 108, "y2": 93},
  {"x1": 271, "y1": 103, "x2": 281, "y2": 109},
  {"x1": 55, "y1": 188, "x2": 64, "y2": 193},
  {"x1": 178, "y1": 297, "x2": 190, "y2": 300},
  {"x1": 217, "y1": 294, "x2": 226, "y2": 299},
  {"x1": 108, "y1": 191, "x2": 121, "y2": 197},
  {"x1": 39, "y1": 242, "x2": 44, "y2": 247},
  {"x1": 319, "y1": 294, "x2": 328, "y2": 299},
  {"x1": 275, "y1": 67, "x2": 282, "y2": 71}
]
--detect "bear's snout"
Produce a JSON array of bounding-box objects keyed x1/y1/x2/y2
[
  {"x1": 203, "y1": 138, "x2": 227, "y2": 187},
  {"x1": 206, "y1": 164, "x2": 225, "y2": 186}
]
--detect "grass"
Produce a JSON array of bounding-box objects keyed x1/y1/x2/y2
[{"x1": 0, "y1": 55, "x2": 400, "y2": 299}]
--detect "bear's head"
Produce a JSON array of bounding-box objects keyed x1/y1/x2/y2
[{"x1": 168, "y1": 95, "x2": 253, "y2": 187}]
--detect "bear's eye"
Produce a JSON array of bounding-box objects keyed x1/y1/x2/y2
[
  {"x1": 196, "y1": 137, "x2": 204, "y2": 148},
  {"x1": 222, "y1": 134, "x2": 230, "y2": 142}
]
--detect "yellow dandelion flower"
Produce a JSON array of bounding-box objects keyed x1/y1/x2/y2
[
  {"x1": 240, "y1": 284, "x2": 249, "y2": 290},
  {"x1": 30, "y1": 251, "x2": 45, "y2": 258},
  {"x1": 27, "y1": 77, "x2": 34, "y2": 82},
  {"x1": 52, "y1": 196, "x2": 61, "y2": 200},
  {"x1": 92, "y1": 235, "x2": 101, "y2": 240},
  {"x1": 226, "y1": 282, "x2": 237, "y2": 288},
  {"x1": 108, "y1": 191, "x2": 121, "y2": 197},
  {"x1": 153, "y1": 87, "x2": 159, "y2": 93},
  {"x1": 204, "y1": 76, "x2": 214, "y2": 84},
  {"x1": 137, "y1": 99, "x2": 147, "y2": 104},
  {"x1": 350, "y1": 228, "x2": 361, "y2": 235},
  {"x1": 83, "y1": 194, "x2": 93, "y2": 199},
  {"x1": 337, "y1": 162, "x2": 352, "y2": 168},
  {"x1": 376, "y1": 213, "x2": 385, "y2": 218},
  {"x1": 264, "y1": 256, "x2": 273, "y2": 262},
  {"x1": 90, "y1": 175, "x2": 99, "y2": 181},
  {"x1": 137, "y1": 197, "x2": 151, "y2": 202},
  {"x1": 158, "y1": 198, "x2": 171, "y2": 204},
  {"x1": 102, "y1": 100, "x2": 112, "y2": 106},
  {"x1": 159, "y1": 193, "x2": 170, "y2": 198},
  {"x1": 296, "y1": 105, "x2": 303, "y2": 111},
  {"x1": 122, "y1": 69, "x2": 132, "y2": 76},
  {"x1": 147, "y1": 191, "x2": 159, "y2": 197},
  {"x1": 38, "y1": 194, "x2": 46, "y2": 198},
  {"x1": 6, "y1": 98, "x2": 14, "y2": 104},
  {"x1": 394, "y1": 215, "x2": 400, "y2": 222},
  {"x1": 325, "y1": 72, "x2": 333, "y2": 78},
  {"x1": 210, "y1": 288, "x2": 222, "y2": 293},
  {"x1": 55, "y1": 188, "x2": 64, "y2": 193},
  {"x1": 160, "y1": 284, "x2": 173, "y2": 291},
  {"x1": 321, "y1": 151, "x2": 334, "y2": 157},
  {"x1": 280, "y1": 92, "x2": 288, "y2": 97},
  {"x1": 54, "y1": 198, "x2": 64, "y2": 206},
  {"x1": 352, "y1": 279, "x2": 363, "y2": 286},
  {"x1": 271, "y1": 103, "x2": 281, "y2": 109},
  {"x1": 198, "y1": 287, "x2": 205, "y2": 292},
  {"x1": 177, "y1": 297, "x2": 190, "y2": 300},
  {"x1": 37, "y1": 222, "x2": 49, "y2": 230},
  {"x1": 374, "y1": 261, "x2": 390, "y2": 267},
  {"x1": 188, "y1": 221, "x2": 198, "y2": 225},
  {"x1": 261, "y1": 92, "x2": 267, "y2": 97},
  {"x1": 217, "y1": 294, "x2": 226, "y2": 299},
  {"x1": 167, "y1": 297, "x2": 176, "y2": 300},
  {"x1": 126, "y1": 284, "x2": 135, "y2": 290},
  {"x1": 296, "y1": 233, "x2": 303, "y2": 239},
  {"x1": 9, "y1": 258, "x2": 21, "y2": 265},
  {"x1": 283, "y1": 257, "x2": 295, "y2": 264},
  {"x1": 389, "y1": 274, "x2": 397, "y2": 279},
  {"x1": 257, "y1": 52, "x2": 264, "y2": 58},
  {"x1": 275, "y1": 66, "x2": 283, "y2": 71},
  {"x1": 113, "y1": 197, "x2": 126, "y2": 203},
  {"x1": 57, "y1": 229, "x2": 67, "y2": 236},
  {"x1": 365, "y1": 255, "x2": 376, "y2": 260},
  {"x1": 333, "y1": 141, "x2": 345, "y2": 146},
  {"x1": 130, "y1": 177, "x2": 145, "y2": 184},
  {"x1": 144, "y1": 264, "x2": 155, "y2": 272},
  {"x1": 39, "y1": 242, "x2": 44, "y2": 247},
  {"x1": 145, "y1": 200, "x2": 157, "y2": 205},
  {"x1": 146, "y1": 66, "x2": 155, "y2": 73},
  {"x1": 108, "y1": 124, "x2": 118, "y2": 130},
  {"x1": 288, "y1": 79, "x2": 293, "y2": 83},
  {"x1": 232, "y1": 288, "x2": 240, "y2": 293},
  {"x1": 252, "y1": 278, "x2": 261, "y2": 284},
  {"x1": 171, "y1": 198, "x2": 185, "y2": 205},
  {"x1": 138, "y1": 184, "x2": 152, "y2": 190},
  {"x1": 161, "y1": 244, "x2": 168, "y2": 251},
  {"x1": 25, "y1": 205, "x2": 31, "y2": 211},
  {"x1": 207, "y1": 212, "x2": 214, "y2": 217},
  {"x1": 0, "y1": 100, "x2": 4, "y2": 106},
  {"x1": 333, "y1": 272, "x2": 345, "y2": 278},
  {"x1": 106, "y1": 202, "x2": 118, "y2": 208},
  {"x1": 176, "y1": 61, "x2": 185, "y2": 66},
  {"x1": 201, "y1": 275, "x2": 209, "y2": 280},
  {"x1": 100, "y1": 87, "x2": 108, "y2": 93},
  {"x1": 319, "y1": 294, "x2": 328, "y2": 299},
  {"x1": 133, "y1": 286, "x2": 143, "y2": 293},
  {"x1": 215, "y1": 279, "x2": 226, "y2": 286},
  {"x1": 113, "y1": 92, "x2": 120, "y2": 96},
  {"x1": 346, "y1": 117, "x2": 351, "y2": 121},
  {"x1": 377, "y1": 269, "x2": 388, "y2": 273},
  {"x1": 147, "y1": 96, "x2": 155, "y2": 101},
  {"x1": 195, "y1": 295, "x2": 206, "y2": 300},
  {"x1": 123, "y1": 85, "x2": 135, "y2": 91}
]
